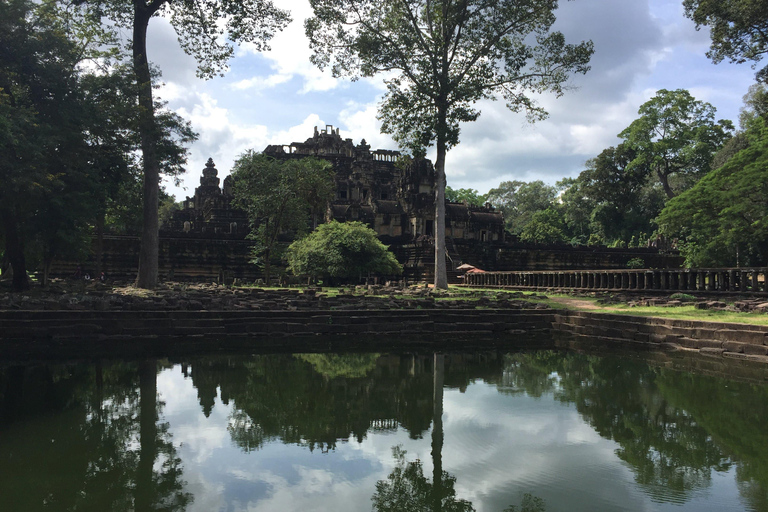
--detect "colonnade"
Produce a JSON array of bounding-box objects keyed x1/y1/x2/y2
[{"x1": 463, "y1": 268, "x2": 768, "y2": 294}]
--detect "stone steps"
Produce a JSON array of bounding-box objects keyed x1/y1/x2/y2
[{"x1": 552, "y1": 310, "x2": 768, "y2": 363}]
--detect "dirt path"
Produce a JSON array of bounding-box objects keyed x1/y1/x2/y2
[{"x1": 548, "y1": 297, "x2": 621, "y2": 311}]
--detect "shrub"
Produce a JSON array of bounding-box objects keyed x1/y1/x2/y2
[{"x1": 287, "y1": 221, "x2": 403, "y2": 282}]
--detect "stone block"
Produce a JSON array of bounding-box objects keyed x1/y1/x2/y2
[
  {"x1": 695, "y1": 339, "x2": 723, "y2": 350},
  {"x1": 743, "y1": 344, "x2": 768, "y2": 356}
]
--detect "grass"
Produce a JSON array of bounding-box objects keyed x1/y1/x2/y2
[
  {"x1": 458, "y1": 286, "x2": 768, "y2": 326},
  {"x1": 589, "y1": 304, "x2": 768, "y2": 326}
]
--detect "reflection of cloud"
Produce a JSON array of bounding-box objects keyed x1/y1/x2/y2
[
  {"x1": 440, "y1": 384, "x2": 645, "y2": 512},
  {"x1": 158, "y1": 369, "x2": 232, "y2": 464}
]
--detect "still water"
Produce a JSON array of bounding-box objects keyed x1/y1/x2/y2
[{"x1": 1, "y1": 350, "x2": 766, "y2": 512}]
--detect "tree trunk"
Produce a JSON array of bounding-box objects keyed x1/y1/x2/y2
[
  {"x1": 657, "y1": 167, "x2": 675, "y2": 199},
  {"x1": 431, "y1": 353, "x2": 445, "y2": 511},
  {"x1": 434, "y1": 127, "x2": 448, "y2": 290},
  {"x1": 96, "y1": 212, "x2": 105, "y2": 276},
  {"x1": 135, "y1": 359, "x2": 158, "y2": 511},
  {"x1": 42, "y1": 254, "x2": 52, "y2": 287},
  {"x1": 0, "y1": 208, "x2": 29, "y2": 292},
  {"x1": 133, "y1": 5, "x2": 161, "y2": 289}
]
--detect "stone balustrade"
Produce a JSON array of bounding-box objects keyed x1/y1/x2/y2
[{"x1": 463, "y1": 268, "x2": 768, "y2": 294}]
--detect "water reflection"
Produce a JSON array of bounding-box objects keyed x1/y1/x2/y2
[
  {"x1": 0, "y1": 361, "x2": 190, "y2": 511},
  {"x1": 0, "y1": 350, "x2": 766, "y2": 511}
]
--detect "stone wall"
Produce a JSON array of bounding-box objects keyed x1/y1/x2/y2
[
  {"x1": 551, "y1": 310, "x2": 768, "y2": 364},
  {"x1": 52, "y1": 234, "x2": 259, "y2": 281},
  {"x1": 0, "y1": 309, "x2": 556, "y2": 359}
]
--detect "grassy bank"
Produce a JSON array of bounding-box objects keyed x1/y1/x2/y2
[{"x1": 458, "y1": 287, "x2": 768, "y2": 327}]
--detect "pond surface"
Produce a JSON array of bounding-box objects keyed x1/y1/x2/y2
[{"x1": 1, "y1": 349, "x2": 766, "y2": 512}]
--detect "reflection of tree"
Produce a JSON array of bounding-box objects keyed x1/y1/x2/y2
[
  {"x1": 653, "y1": 370, "x2": 768, "y2": 511},
  {"x1": 503, "y1": 493, "x2": 546, "y2": 512},
  {"x1": 372, "y1": 446, "x2": 474, "y2": 512},
  {"x1": 187, "y1": 353, "x2": 507, "y2": 453},
  {"x1": 0, "y1": 361, "x2": 190, "y2": 511},
  {"x1": 500, "y1": 351, "x2": 768, "y2": 506},
  {"x1": 296, "y1": 353, "x2": 380, "y2": 378}
]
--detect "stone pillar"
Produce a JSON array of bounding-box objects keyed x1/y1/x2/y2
[{"x1": 752, "y1": 270, "x2": 760, "y2": 292}]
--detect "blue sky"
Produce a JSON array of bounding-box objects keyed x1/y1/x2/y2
[{"x1": 146, "y1": 0, "x2": 760, "y2": 201}]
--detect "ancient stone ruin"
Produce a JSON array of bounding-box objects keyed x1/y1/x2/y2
[{"x1": 54, "y1": 126, "x2": 682, "y2": 282}]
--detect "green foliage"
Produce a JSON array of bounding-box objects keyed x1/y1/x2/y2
[
  {"x1": 372, "y1": 446, "x2": 475, "y2": 512},
  {"x1": 626, "y1": 257, "x2": 645, "y2": 269},
  {"x1": 503, "y1": 494, "x2": 547, "y2": 512},
  {"x1": 560, "y1": 144, "x2": 664, "y2": 244},
  {"x1": 486, "y1": 181, "x2": 558, "y2": 235},
  {"x1": 656, "y1": 118, "x2": 768, "y2": 267},
  {"x1": 445, "y1": 187, "x2": 486, "y2": 206},
  {"x1": 669, "y1": 293, "x2": 697, "y2": 302},
  {"x1": 684, "y1": 0, "x2": 768, "y2": 82},
  {"x1": 231, "y1": 152, "x2": 335, "y2": 282},
  {"x1": 286, "y1": 221, "x2": 403, "y2": 281},
  {"x1": 518, "y1": 208, "x2": 567, "y2": 244},
  {"x1": 89, "y1": 0, "x2": 290, "y2": 288},
  {"x1": 295, "y1": 354, "x2": 380, "y2": 379},
  {"x1": 306, "y1": 0, "x2": 592, "y2": 289},
  {"x1": 307, "y1": 0, "x2": 593, "y2": 156},
  {"x1": 739, "y1": 83, "x2": 768, "y2": 130},
  {"x1": 619, "y1": 89, "x2": 733, "y2": 199}
]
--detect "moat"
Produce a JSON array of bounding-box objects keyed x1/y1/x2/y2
[{"x1": 1, "y1": 347, "x2": 766, "y2": 512}]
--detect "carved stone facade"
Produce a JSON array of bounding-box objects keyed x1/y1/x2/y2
[
  {"x1": 263, "y1": 125, "x2": 505, "y2": 243},
  {"x1": 164, "y1": 158, "x2": 247, "y2": 238}
]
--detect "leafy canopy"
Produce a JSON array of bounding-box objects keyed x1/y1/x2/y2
[
  {"x1": 231, "y1": 152, "x2": 334, "y2": 282},
  {"x1": 684, "y1": 0, "x2": 768, "y2": 82},
  {"x1": 307, "y1": 0, "x2": 594, "y2": 156},
  {"x1": 656, "y1": 118, "x2": 768, "y2": 267},
  {"x1": 485, "y1": 180, "x2": 557, "y2": 234},
  {"x1": 619, "y1": 89, "x2": 733, "y2": 198},
  {"x1": 445, "y1": 187, "x2": 486, "y2": 206},
  {"x1": 286, "y1": 221, "x2": 403, "y2": 280},
  {"x1": 87, "y1": 0, "x2": 291, "y2": 79}
]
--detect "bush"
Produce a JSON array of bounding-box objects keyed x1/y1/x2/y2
[{"x1": 286, "y1": 221, "x2": 403, "y2": 282}]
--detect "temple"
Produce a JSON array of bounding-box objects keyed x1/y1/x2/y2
[
  {"x1": 168, "y1": 125, "x2": 505, "y2": 245},
  {"x1": 61, "y1": 126, "x2": 681, "y2": 282}
]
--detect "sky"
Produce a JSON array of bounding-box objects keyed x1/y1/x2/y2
[{"x1": 144, "y1": 0, "x2": 760, "y2": 201}]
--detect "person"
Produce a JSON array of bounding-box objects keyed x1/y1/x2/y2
[
  {"x1": 100, "y1": 271, "x2": 106, "y2": 282},
  {"x1": 74, "y1": 264, "x2": 82, "y2": 279}
]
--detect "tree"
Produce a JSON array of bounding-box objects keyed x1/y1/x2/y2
[
  {"x1": 372, "y1": 447, "x2": 474, "y2": 512},
  {"x1": 231, "y1": 153, "x2": 335, "y2": 284},
  {"x1": 569, "y1": 145, "x2": 664, "y2": 244},
  {"x1": 683, "y1": 0, "x2": 768, "y2": 83},
  {"x1": 656, "y1": 118, "x2": 768, "y2": 267},
  {"x1": 0, "y1": 0, "x2": 113, "y2": 290},
  {"x1": 445, "y1": 187, "x2": 485, "y2": 206},
  {"x1": 84, "y1": 0, "x2": 291, "y2": 289},
  {"x1": 739, "y1": 82, "x2": 768, "y2": 129},
  {"x1": 486, "y1": 180, "x2": 558, "y2": 235},
  {"x1": 286, "y1": 221, "x2": 403, "y2": 284},
  {"x1": 518, "y1": 207, "x2": 567, "y2": 244},
  {"x1": 619, "y1": 89, "x2": 733, "y2": 199},
  {"x1": 306, "y1": 0, "x2": 593, "y2": 289}
]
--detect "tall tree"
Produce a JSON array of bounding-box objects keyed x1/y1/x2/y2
[
  {"x1": 656, "y1": 118, "x2": 768, "y2": 267},
  {"x1": 0, "y1": 0, "x2": 113, "y2": 290},
  {"x1": 306, "y1": 0, "x2": 593, "y2": 289},
  {"x1": 486, "y1": 180, "x2": 558, "y2": 235},
  {"x1": 683, "y1": 0, "x2": 768, "y2": 83},
  {"x1": 619, "y1": 89, "x2": 733, "y2": 199},
  {"x1": 84, "y1": 0, "x2": 291, "y2": 289},
  {"x1": 445, "y1": 187, "x2": 486, "y2": 206},
  {"x1": 231, "y1": 152, "x2": 335, "y2": 284}
]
